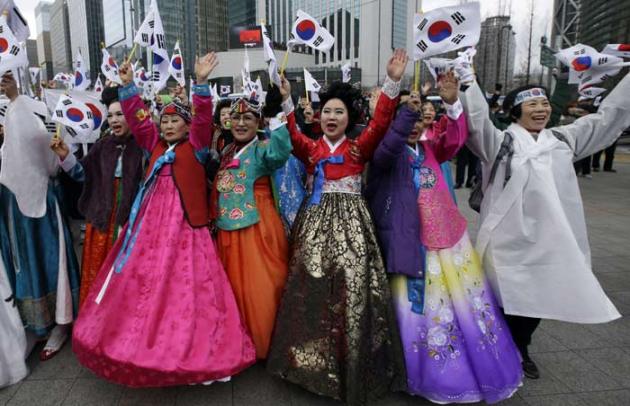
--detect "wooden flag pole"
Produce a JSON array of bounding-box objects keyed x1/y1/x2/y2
[
  {"x1": 280, "y1": 49, "x2": 290, "y2": 76},
  {"x1": 414, "y1": 62, "x2": 420, "y2": 92},
  {"x1": 53, "y1": 123, "x2": 61, "y2": 141},
  {"x1": 125, "y1": 43, "x2": 138, "y2": 66}
]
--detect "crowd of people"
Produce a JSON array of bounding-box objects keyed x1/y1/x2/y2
[{"x1": 1, "y1": 48, "x2": 628, "y2": 405}]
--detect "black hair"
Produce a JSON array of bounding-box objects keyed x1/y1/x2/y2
[
  {"x1": 503, "y1": 84, "x2": 549, "y2": 123},
  {"x1": 100, "y1": 86, "x2": 120, "y2": 107},
  {"x1": 319, "y1": 81, "x2": 363, "y2": 133},
  {"x1": 262, "y1": 84, "x2": 283, "y2": 118},
  {"x1": 400, "y1": 89, "x2": 411, "y2": 97},
  {"x1": 213, "y1": 99, "x2": 233, "y2": 124}
]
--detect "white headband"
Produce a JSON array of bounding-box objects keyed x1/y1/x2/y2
[{"x1": 514, "y1": 88, "x2": 547, "y2": 106}]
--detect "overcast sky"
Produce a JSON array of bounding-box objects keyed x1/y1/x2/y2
[{"x1": 17, "y1": 0, "x2": 552, "y2": 73}]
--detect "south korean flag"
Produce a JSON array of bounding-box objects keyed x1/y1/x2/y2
[
  {"x1": 0, "y1": 13, "x2": 28, "y2": 74},
  {"x1": 413, "y1": 2, "x2": 481, "y2": 60},
  {"x1": 578, "y1": 86, "x2": 607, "y2": 99},
  {"x1": 168, "y1": 40, "x2": 185, "y2": 87},
  {"x1": 134, "y1": 0, "x2": 169, "y2": 93},
  {"x1": 51, "y1": 94, "x2": 95, "y2": 139},
  {"x1": 100, "y1": 48, "x2": 122, "y2": 84},
  {"x1": 602, "y1": 44, "x2": 630, "y2": 59},
  {"x1": 291, "y1": 10, "x2": 335, "y2": 52},
  {"x1": 555, "y1": 44, "x2": 630, "y2": 86}
]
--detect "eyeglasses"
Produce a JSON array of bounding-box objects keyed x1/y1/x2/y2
[{"x1": 230, "y1": 113, "x2": 258, "y2": 124}]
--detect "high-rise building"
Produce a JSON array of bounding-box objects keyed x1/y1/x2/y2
[
  {"x1": 50, "y1": 0, "x2": 72, "y2": 74},
  {"x1": 27, "y1": 39, "x2": 40, "y2": 67},
  {"x1": 475, "y1": 16, "x2": 516, "y2": 92},
  {"x1": 35, "y1": 1, "x2": 54, "y2": 80},
  {"x1": 259, "y1": 0, "x2": 415, "y2": 87},
  {"x1": 578, "y1": 0, "x2": 630, "y2": 87},
  {"x1": 229, "y1": 0, "x2": 257, "y2": 28},
  {"x1": 106, "y1": 1, "x2": 229, "y2": 81},
  {"x1": 552, "y1": 0, "x2": 580, "y2": 51},
  {"x1": 66, "y1": 0, "x2": 105, "y2": 81}
]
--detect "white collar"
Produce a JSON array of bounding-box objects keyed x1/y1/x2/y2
[
  {"x1": 233, "y1": 137, "x2": 258, "y2": 160},
  {"x1": 324, "y1": 135, "x2": 347, "y2": 153}
]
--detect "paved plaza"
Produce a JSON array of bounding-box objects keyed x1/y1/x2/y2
[{"x1": 1, "y1": 153, "x2": 629, "y2": 406}]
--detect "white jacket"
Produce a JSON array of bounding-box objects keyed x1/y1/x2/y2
[{"x1": 460, "y1": 74, "x2": 630, "y2": 323}]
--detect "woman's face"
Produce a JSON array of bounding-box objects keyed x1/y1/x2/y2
[
  {"x1": 229, "y1": 111, "x2": 260, "y2": 143},
  {"x1": 408, "y1": 120, "x2": 424, "y2": 145},
  {"x1": 219, "y1": 107, "x2": 232, "y2": 130},
  {"x1": 321, "y1": 98, "x2": 349, "y2": 142},
  {"x1": 517, "y1": 97, "x2": 552, "y2": 132},
  {"x1": 421, "y1": 102, "x2": 436, "y2": 126},
  {"x1": 107, "y1": 102, "x2": 129, "y2": 137},
  {"x1": 160, "y1": 114, "x2": 189, "y2": 143}
]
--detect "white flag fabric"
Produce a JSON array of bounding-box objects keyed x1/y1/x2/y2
[
  {"x1": 45, "y1": 89, "x2": 106, "y2": 143},
  {"x1": 555, "y1": 44, "x2": 629, "y2": 89},
  {"x1": 100, "y1": 48, "x2": 122, "y2": 84},
  {"x1": 303, "y1": 68, "x2": 321, "y2": 92},
  {"x1": 53, "y1": 72, "x2": 73, "y2": 83},
  {"x1": 578, "y1": 87, "x2": 606, "y2": 99},
  {"x1": 291, "y1": 10, "x2": 335, "y2": 52},
  {"x1": 602, "y1": 44, "x2": 630, "y2": 59},
  {"x1": 413, "y1": 2, "x2": 481, "y2": 60},
  {"x1": 189, "y1": 77, "x2": 194, "y2": 104},
  {"x1": 341, "y1": 63, "x2": 351, "y2": 83},
  {"x1": 134, "y1": 0, "x2": 169, "y2": 93},
  {"x1": 73, "y1": 51, "x2": 91, "y2": 91},
  {"x1": 29, "y1": 67, "x2": 41, "y2": 83},
  {"x1": 254, "y1": 77, "x2": 266, "y2": 102},
  {"x1": 93, "y1": 77, "x2": 104, "y2": 93},
  {"x1": 220, "y1": 85, "x2": 232, "y2": 97},
  {"x1": 0, "y1": 14, "x2": 28, "y2": 74},
  {"x1": 0, "y1": 1, "x2": 30, "y2": 42},
  {"x1": 134, "y1": 67, "x2": 154, "y2": 100},
  {"x1": 425, "y1": 47, "x2": 476, "y2": 82},
  {"x1": 168, "y1": 40, "x2": 185, "y2": 87},
  {"x1": 261, "y1": 24, "x2": 281, "y2": 87}
]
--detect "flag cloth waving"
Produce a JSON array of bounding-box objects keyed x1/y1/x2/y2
[
  {"x1": 341, "y1": 63, "x2": 351, "y2": 83},
  {"x1": 101, "y1": 48, "x2": 122, "y2": 84},
  {"x1": 168, "y1": 40, "x2": 185, "y2": 87},
  {"x1": 29, "y1": 67, "x2": 41, "y2": 84},
  {"x1": 578, "y1": 86, "x2": 607, "y2": 99},
  {"x1": 291, "y1": 10, "x2": 335, "y2": 52},
  {"x1": 261, "y1": 24, "x2": 281, "y2": 87},
  {"x1": 134, "y1": 0, "x2": 169, "y2": 93},
  {"x1": 304, "y1": 68, "x2": 321, "y2": 93},
  {"x1": 52, "y1": 94, "x2": 97, "y2": 138},
  {"x1": 555, "y1": 44, "x2": 629, "y2": 90},
  {"x1": 602, "y1": 44, "x2": 630, "y2": 59},
  {"x1": 413, "y1": 2, "x2": 481, "y2": 60},
  {"x1": 0, "y1": 14, "x2": 28, "y2": 74},
  {"x1": 73, "y1": 51, "x2": 91, "y2": 91},
  {"x1": 0, "y1": 0, "x2": 30, "y2": 42},
  {"x1": 46, "y1": 90, "x2": 106, "y2": 143},
  {"x1": 93, "y1": 76, "x2": 104, "y2": 93}
]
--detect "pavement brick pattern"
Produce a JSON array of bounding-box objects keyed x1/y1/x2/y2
[{"x1": 2, "y1": 161, "x2": 629, "y2": 406}]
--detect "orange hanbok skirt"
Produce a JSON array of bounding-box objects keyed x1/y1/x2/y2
[
  {"x1": 78, "y1": 179, "x2": 121, "y2": 307},
  {"x1": 217, "y1": 177, "x2": 289, "y2": 359}
]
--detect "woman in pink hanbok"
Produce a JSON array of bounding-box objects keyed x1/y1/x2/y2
[{"x1": 72, "y1": 54, "x2": 256, "y2": 387}]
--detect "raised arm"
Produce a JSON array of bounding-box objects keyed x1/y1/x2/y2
[
  {"x1": 356, "y1": 49, "x2": 408, "y2": 159},
  {"x1": 257, "y1": 119, "x2": 292, "y2": 173},
  {"x1": 371, "y1": 105, "x2": 419, "y2": 169},
  {"x1": 430, "y1": 103, "x2": 468, "y2": 163},
  {"x1": 460, "y1": 80, "x2": 503, "y2": 163},
  {"x1": 551, "y1": 73, "x2": 630, "y2": 160},
  {"x1": 278, "y1": 77, "x2": 317, "y2": 164},
  {"x1": 188, "y1": 53, "x2": 218, "y2": 150},
  {"x1": 50, "y1": 137, "x2": 86, "y2": 182},
  {"x1": 118, "y1": 62, "x2": 159, "y2": 152}
]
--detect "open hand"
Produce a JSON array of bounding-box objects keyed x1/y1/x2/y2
[
  {"x1": 195, "y1": 53, "x2": 219, "y2": 83},
  {"x1": 170, "y1": 85, "x2": 188, "y2": 105},
  {"x1": 386, "y1": 49, "x2": 409, "y2": 82},
  {"x1": 438, "y1": 70, "x2": 459, "y2": 105}
]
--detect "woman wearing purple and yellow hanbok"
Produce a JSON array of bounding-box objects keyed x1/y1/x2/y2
[{"x1": 366, "y1": 73, "x2": 522, "y2": 404}]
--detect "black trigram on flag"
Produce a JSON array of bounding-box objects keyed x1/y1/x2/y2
[
  {"x1": 104, "y1": 65, "x2": 111, "y2": 72},
  {"x1": 152, "y1": 71, "x2": 161, "y2": 81},
  {"x1": 573, "y1": 48, "x2": 586, "y2": 56},
  {"x1": 600, "y1": 74, "x2": 611, "y2": 81},
  {"x1": 142, "y1": 33, "x2": 149, "y2": 43},
  {"x1": 416, "y1": 40, "x2": 428, "y2": 52},
  {"x1": 313, "y1": 36, "x2": 324, "y2": 47},
  {"x1": 9, "y1": 45, "x2": 19, "y2": 56},
  {"x1": 597, "y1": 57, "x2": 608, "y2": 65},
  {"x1": 62, "y1": 98, "x2": 72, "y2": 106},
  {"x1": 417, "y1": 18, "x2": 428, "y2": 31},
  {"x1": 148, "y1": 20, "x2": 154, "y2": 29},
  {"x1": 154, "y1": 34, "x2": 165, "y2": 49},
  {"x1": 0, "y1": 26, "x2": 4, "y2": 34},
  {"x1": 86, "y1": 111, "x2": 93, "y2": 119},
  {"x1": 582, "y1": 75, "x2": 593, "y2": 82},
  {"x1": 55, "y1": 110, "x2": 64, "y2": 118},
  {"x1": 67, "y1": 127, "x2": 77, "y2": 137},
  {"x1": 79, "y1": 123, "x2": 90, "y2": 130},
  {"x1": 451, "y1": 34, "x2": 466, "y2": 45},
  {"x1": 0, "y1": 105, "x2": 8, "y2": 118},
  {"x1": 451, "y1": 12, "x2": 466, "y2": 25}
]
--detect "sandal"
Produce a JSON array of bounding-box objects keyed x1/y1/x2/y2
[{"x1": 40, "y1": 324, "x2": 70, "y2": 361}]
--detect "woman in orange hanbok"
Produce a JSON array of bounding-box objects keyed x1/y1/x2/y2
[{"x1": 51, "y1": 87, "x2": 144, "y2": 307}]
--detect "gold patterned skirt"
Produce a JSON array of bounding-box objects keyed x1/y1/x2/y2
[{"x1": 267, "y1": 192, "x2": 405, "y2": 405}]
